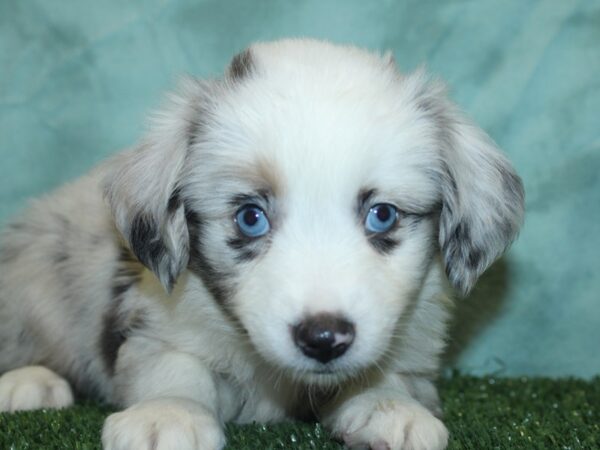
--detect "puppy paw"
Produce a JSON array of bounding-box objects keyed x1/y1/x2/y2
[
  {"x1": 331, "y1": 397, "x2": 448, "y2": 450},
  {"x1": 102, "y1": 398, "x2": 225, "y2": 450},
  {"x1": 0, "y1": 365, "x2": 74, "y2": 412}
]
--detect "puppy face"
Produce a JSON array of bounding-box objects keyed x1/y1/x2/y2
[{"x1": 105, "y1": 40, "x2": 524, "y2": 384}]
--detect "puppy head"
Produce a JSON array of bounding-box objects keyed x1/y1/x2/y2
[{"x1": 105, "y1": 39, "x2": 524, "y2": 382}]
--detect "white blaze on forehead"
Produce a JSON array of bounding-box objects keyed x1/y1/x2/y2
[{"x1": 208, "y1": 86, "x2": 440, "y2": 215}]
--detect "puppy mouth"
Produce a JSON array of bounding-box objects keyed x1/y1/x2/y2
[
  {"x1": 307, "y1": 367, "x2": 336, "y2": 375},
  {"x1": 295, "y1": 366, "x2": 360, "y2": 387},
  {"x1": 298, "y1": 360, "x2": 362, "y2": 381}
]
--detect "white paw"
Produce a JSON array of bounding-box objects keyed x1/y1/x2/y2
[
  {"x1": 0, "y1": 365, "x2": 74, "y2": 412},
  {"x1": 102, "y1": 398, "x2": 225, "y2": 450},
  {"x1": 331, "y1": 397, "x2": 448, "y2": 450}
]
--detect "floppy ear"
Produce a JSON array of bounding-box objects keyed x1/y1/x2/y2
[
  {"x1": 103, "y1": 78, "x2": 212, "y2": 292},
  {"x1": 413, "y1": 75, "x2": 525, "y2": 296}
]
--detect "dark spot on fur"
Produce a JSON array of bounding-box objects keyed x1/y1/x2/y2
[
  {"x1": 228, "y1": 191, "x2": 271, "y2": 208},
  {"x1": 112, "y1": 247, "x2": 143, "y2": 298},
  {"x1": 100, "y1": 246, "x2": 143, "y2": 375},
  {"x1": 100, "y1": 307, "x2": 146, "y2": 376},
  {"x1": 359, "y1": 188, "x2": 377, "y2": 206},
  {"x1": 100, "y1": 306, "x2": 125, "y2": 376},
  {"x1": 186, "y1": 208, "x2": 233, "y2": 306},
  {"x1": 167, "y1": 187, "x2": 183, "y2": 215},
  {"x1": 442, "y1": 222, "x2": 468, "y2": 262},
  {"x1": 229, "y1": 193, "x2": 255, "y2": 208},
  {"x1": 357, "y1": 188, "x2": 377, "y2": 217},
  {"x1": 235, "y1": 249, "x2": 259, "y2": 262},
  {"x1": 228, "y1": 49, "x2": 254, "y2": 81},
  {"x1": 226, "y1": 236, "x2": 260, "y2": 262},
  {"x1": 453, "y1": 221, "x2": 470, "y2": 243},
  {"x1": 129, "y1": 213, "x2": 167, "y2": 275},
  {"x1": 467, "y1": 246, "x2": 483, "y2": 270},
  {"x1": 442, "y1": 222, "x2": 481, "y2": 295},
  {"x1": 369, "y1": 236, "x2": 400, "y2": 254},
  {"x1": 438, "y1": 161, "x2": 477, "y2": 295},
  {"x1": 53, "y1": 249, "x2": 69, "y2": 264},
  {"x1": 227, "y1": 236, "x2": 252, "y2": 251},
  {"x1": 499, "y1": 167, "x2": 525, "y2": 239},
  {"x1": 187, "y1": 117, "x2": 203, "y2": 148},
  {"x1": 7, "y1": 222, "x2": 24, "y2": 231},
  {"x1": 405, "y1": 212, "x2": 433, "y2": 233}
]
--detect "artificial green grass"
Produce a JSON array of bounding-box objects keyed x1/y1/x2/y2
[{"x1": 1, "y1": 375, "x2": 598, "y2": 449}]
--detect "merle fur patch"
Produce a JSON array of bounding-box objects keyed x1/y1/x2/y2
[
  {"x1": 441, "y1": 222, "x2": 483, "y2": 294},
  {"x1": 99, "y1": 246, "x2": 143, "y2": 375},
  {"x1": 228, "y1": 49, "x2": 255, "y2": 81},
  {"x1": 167, "y1": 187, "x2": 183, "y2": 215},
  {"x1": 100, "y1": 307, "x2": 146, "y2": 376},
  {"x1": 185, "y1": 208, "x2": 234, "y2": 306},
  {"x1": 127, "y1": 211, "x2": 183, "y2": 292},
  {"x1": 369, "y1": 236, "x2": 400, "y2": 254},
  {"x1": 226, "y1": 237, "x2": 260, "y2": 262},
  {"x1": 129, "y1": 213, "x2": 165, "y2": 271}
]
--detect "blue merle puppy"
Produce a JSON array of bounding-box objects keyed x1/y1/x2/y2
[{"x1": 0, "y1": 39, "x2": 524, "y2": 450}]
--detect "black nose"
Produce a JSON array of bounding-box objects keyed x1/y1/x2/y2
[{"x1": 293, "y1": 314, "x2": 355, "y2": 363}]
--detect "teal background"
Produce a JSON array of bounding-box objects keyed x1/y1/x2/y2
[{"x1": 1, "y1": 0, "x2": 599, "y2": 378}]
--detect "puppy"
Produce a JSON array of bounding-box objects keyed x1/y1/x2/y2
[{"x1": 0, "y1": 39, "x2": 524, "y2": 450}]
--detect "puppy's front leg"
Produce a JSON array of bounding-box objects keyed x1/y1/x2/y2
[
  {"x1": 322, "y1": 373, "x2": 448, "y2": 450},
  {"x1": 102, "y1": 337, "x2": 225, "y2": 450}
]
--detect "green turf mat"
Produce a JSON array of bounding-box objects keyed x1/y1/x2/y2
[{"x1": 1, "y1": 375, "x2": 598, "y2": 449}]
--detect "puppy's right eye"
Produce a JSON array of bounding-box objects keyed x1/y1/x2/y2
[{"x1": 235, "y1": 204, "x2": 270, "y2": 237}]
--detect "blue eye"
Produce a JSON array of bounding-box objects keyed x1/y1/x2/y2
[
  {"x1": 235, "y1": 204, "x2": 270, "y2": 237},
  {"x1": 365, "y1": 203, "x2": 398, "y2": 233}
]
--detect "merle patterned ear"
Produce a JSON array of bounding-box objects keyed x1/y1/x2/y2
[
  {"x1": 411, "y1": 74, "x2": 525, "y2": 296},
  {"x1": 122, "y1": 188, "x2": 189, "y2": 293},
  {"x1": 104, "y1": 78, "x2": 210, "y2": 292},
  {"x1": 438, "y1": 116, "x2": 524, "y2": 296}
]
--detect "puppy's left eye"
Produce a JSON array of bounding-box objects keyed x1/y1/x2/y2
[
  {"x1": 365, "y1": 203, "x2": 398, "y2": 233},
  {"x1": 235, "y1": 204, "x2": 270, "y2": 237}
]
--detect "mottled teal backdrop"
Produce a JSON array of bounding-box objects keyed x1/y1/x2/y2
[{"x1": 1, "y1": 0, "x2": 599, "y2": 378}]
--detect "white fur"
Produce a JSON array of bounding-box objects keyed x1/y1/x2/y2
[
  {"x1": 0, "y1": 39, "x2": 524, "y2": 449},
  {"x1": 102, "y1": 398, "x2": 224, "y2": 450},
  {"x1": 0, "y1": 366, "x2": 74, "y2": 411}
]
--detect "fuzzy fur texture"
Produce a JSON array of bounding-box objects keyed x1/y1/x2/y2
[{"x1": 0, "y1": 39, "x2": 524, "y2": 450}]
